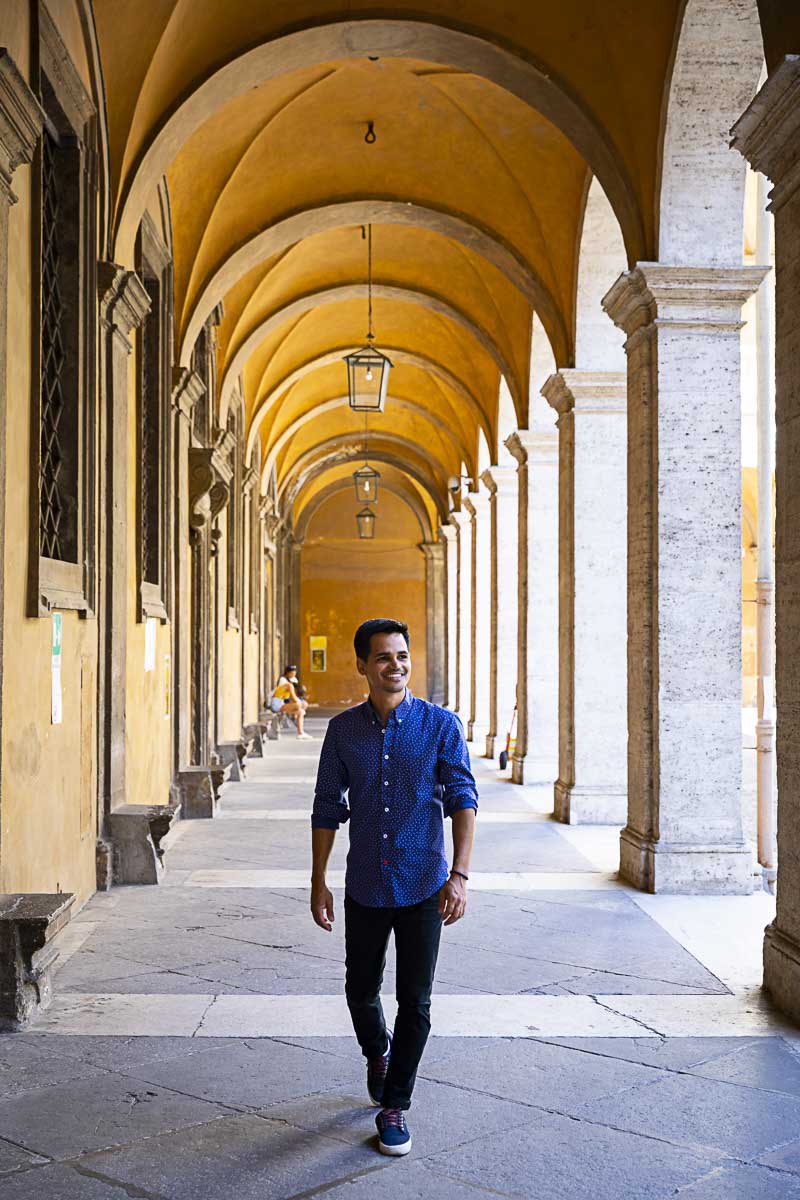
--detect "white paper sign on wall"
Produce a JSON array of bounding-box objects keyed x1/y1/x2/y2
[{"x1": 51, "y1": 612, "x2": 63, "y2": 725}]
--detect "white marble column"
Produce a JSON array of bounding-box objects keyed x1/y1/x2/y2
[
  {"x1": 464, "y1": 490, "x2": 491, "y2": 746},
  {"x1": 439, "y1": 523, "x2": 458, "y2": 709},
  {"x1": 603, "y1": 264, "x2": 765, "y2": 893},
  {"x1": 542, "y1": 371, "x2": 627, "y2": 824},
  {"x1": 733, "y1": 57, "x2": 800, "y2": 1013},
  {"x1": 421, "y1": 539, "x2": 446, "y2": 705},
  {"x1": 482, "y1": 466, "x2": 518, "y2": 759},
  {"x1": 506, "y1": 430, "x2": 559, "y2": 785},
  {"x1": 449, "y1": 509, "x2": 473, "y2": 725}
]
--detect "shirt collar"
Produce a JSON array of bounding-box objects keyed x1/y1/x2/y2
[{"x1": 365, "y1": 688, "x2": 414, "y2": 728}]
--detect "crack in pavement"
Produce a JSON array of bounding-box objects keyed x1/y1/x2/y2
[
  {"x1": 190, "y1": 995, "x2": 220, "y2": 1038},
  {"x1": 68, "y1": 1161, "x2": 168, "y2": 1199}
]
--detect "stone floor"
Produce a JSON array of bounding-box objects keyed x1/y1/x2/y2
[{"x1": 1, "y1": 716, "x2": 798, "y2": 1199}]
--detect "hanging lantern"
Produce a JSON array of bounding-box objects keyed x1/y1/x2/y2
[
  {"x1": 345, "y1": 225, "x2": 392, "y2": 412},
  {"x1": 353, "y1": 462, "x2": 380, "y2": 504},
  {"x1": 356, "y1": 505, "x2": 376, "y2": 539}
]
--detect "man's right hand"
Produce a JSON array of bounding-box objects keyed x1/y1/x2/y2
[{"x1": 311, "y1": 880, "x2": 334, "y2": 931}]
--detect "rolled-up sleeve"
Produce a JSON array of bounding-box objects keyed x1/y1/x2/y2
[
  {"x1": 311, "y1": 721, "x2": 350, "y2": 829},
  {"x1": 438, "y1": 714, "x2": 478, "y2": 819}
]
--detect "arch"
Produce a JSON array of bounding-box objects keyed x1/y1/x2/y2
[
  {"x1": 218, "y1": 282, "x2": 521, "y2": 421},
  {"x1": 279, "y1": 439, "x2": 450, "y2": 517},
  {"x1": 246, "y1": 344, "x2": 491, "y2": 461},
  {"x1": 656, "y1": 0, "x2": 763, "y2": 265},
  {"x1": 295, "y1": 476, "x2": 433, "y2": 543},
  {"x1": 180, "y1": 200, "x2": 568, "y2": 372},
  {"x1": 260, "y1": 394, "x2": 473, "y2": 489},
  {"x1": 574, "y1": 176, "x2": 626, "y2": 370},
  {"x1": 115, "y1": 19, "x2": 645, "y2": 290}
]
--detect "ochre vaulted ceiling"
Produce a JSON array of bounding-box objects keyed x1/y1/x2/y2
[{"x1": 92, "y1": 0, "x2": 686, "y2": 525}]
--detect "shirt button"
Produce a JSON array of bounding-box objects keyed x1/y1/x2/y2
[
  {"x1": 384, "y1": 754, "x2": 389, "y2": 760},
  {"x1": 384, "y1": 781, "x2": 389, "y2": 786},
  {"x1": 383, "y1": 833, "x2": 388, "y2": 839},
  {"x1": 384, "y1": 807, "x2": 389, "y2": 813}
]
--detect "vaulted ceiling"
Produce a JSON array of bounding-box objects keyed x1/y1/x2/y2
[{"x1": 93, "y1": 0, "x2": 687, "y2": 528}]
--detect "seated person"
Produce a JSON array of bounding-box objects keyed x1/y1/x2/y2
[{"x1": 269, "y1": 666, "x2": 312, "y2": 740}]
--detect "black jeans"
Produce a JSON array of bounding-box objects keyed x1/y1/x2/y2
[{"x1": 344, "y1": 888, "x2": 443, "y2": 1110}]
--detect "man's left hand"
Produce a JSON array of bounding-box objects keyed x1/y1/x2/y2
[{"x1": 439, "y1": 873, "x2": 467, "y2": 925}]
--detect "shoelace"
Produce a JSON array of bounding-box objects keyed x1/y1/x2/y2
[
  {"x1": 369, "y1": 1053, "x2": 389, "y2": 1079},
  {"x1": 381, "y1": 1107, "x2": 405, "y2": 1130}
]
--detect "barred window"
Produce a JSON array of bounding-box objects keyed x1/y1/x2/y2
[
  {"x1": 136, "y1": 214, "x2": 172, "y2": 621},
  {"x1": 192, "y1": 326, "x2": 209, "y2": 446},
  {"x1": 30, "y1": 13, "x2": 97, "y2": 617},
  {"x1": 226, "y1": 408, "x2": 242, "y2": 628}
]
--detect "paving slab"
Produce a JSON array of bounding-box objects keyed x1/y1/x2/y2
[
  {"x1": 0, "y1": 1072, "x2": 227, "y2": 1160},
  {"x1": 0, "y1": 1163, "x2": 142, "y2": 1199},
  {"x1": 538, "y1": 1035, "x2": 763, "y2": 1071},
  {"x1": 79, "y1": 1113, "x2": 380, "y2": 1200},
  {"x1": 670, "y1": 1163, "x2": 800, "y2": 1198},
  {"x1": 570, "y1": 1070, "x2": 800, "y2": 1159},
  {"x1": 423, "y1": 1108, "x2": 719, "y2": 1200},
  {"x1": 0, "y1": 1137, "x2": 48, "y2": 1178},
  {"x1": 121, "y1": 1037, "x2": 362, "y2": 1109},
  {"x1": 260, "y1": 1074, "x2": 534, "y2": 1159},
  {"x1": 419, "y1": 1035, "x2": 666, "y2": 1109},
  {"x1": 686, "y1": 1036, "x2": 800, "y2": 1098},
  {"x1": 0, "y1": 1039, "x2": 110, "y2": 1099}
]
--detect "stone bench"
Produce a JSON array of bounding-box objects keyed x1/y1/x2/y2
[
  {"x1": 0, "y1": 892, "x2": 74, "y2": 1028},
  {"x1": 243, "y1": 723, "x2": 266, "y2": 757},
  {"x1": 107, "y1": 803, "x2": 180, "y2": 884},
  {"x1": 172, "y1": 765, "x2": 227, "y2": 819},
  {"x1": 216, "y1": 740, "x2": 247, "y2": 781}
]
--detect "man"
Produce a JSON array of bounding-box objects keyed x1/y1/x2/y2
[{"x1": 310, "y1": 618, "x2": 477, "y2": 1157}]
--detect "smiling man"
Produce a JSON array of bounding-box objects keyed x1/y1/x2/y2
[{"x1": 310, "y1": 617, "x2": 477, "y2": 1157}]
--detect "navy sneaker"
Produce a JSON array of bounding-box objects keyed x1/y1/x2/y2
[
  {"x1": 366, "y1": 1032, "x2": 392, "y2": 1106},
  {"x1": 376, "y1": 1107, "x2": 412, "y2": 1156}
]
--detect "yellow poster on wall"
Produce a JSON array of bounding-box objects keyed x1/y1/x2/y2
[{"x1": 309, "y1": 635, "x2": 327, "y2": 672}]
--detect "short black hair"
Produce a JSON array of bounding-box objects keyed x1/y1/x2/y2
[
  {"x1": 354, "y1": 619, "x2": 410, "y2": 661},
  {"x1": 283, "y1": 664, "x2": 297, "y2": 675}
]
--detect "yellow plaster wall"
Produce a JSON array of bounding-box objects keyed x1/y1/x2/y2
[
  {"x1": 0, "y1": 13, "x2": 97, "y2": 903},
  {"x1": 300, "y1": 490, "x2": 427, "y2": 707},
  {"x1": 125, "y1": 341, "x2": 172, "y2": 807}
]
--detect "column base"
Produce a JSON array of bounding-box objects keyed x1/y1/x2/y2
[
  {"x1": 485, "y1": 733, "x2": 496, "y2": 759},
  {"x1": 554, "y1": 781, "x2": 627, "y2": 826},
  {"x1": 107, "y1": 803, "x2": 180, "y2": 884},
  {"x1": 511, "y1": 754, "x2": 556, "y2": 786},
  {"x1": 763, "y1": 923, "x2": 800, "y2": 1024},
  {"x1": 619, "y1": 826, "x2": 754, "y2": 894}
]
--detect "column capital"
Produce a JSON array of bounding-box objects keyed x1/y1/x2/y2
[
  {"x1": 462, "y1": 491, "x2": 490, "y2": 520},
  {"x1": 420, "y1": 540, "x2": 445, "y2": 562},
  {"x1": 480, "y1": 464, "x2": 517, "y2": 496},
  {"x1": 602, "y1": 264, "x2": 768, "y2": 339},
  {"x1": 98, "y1": 263, "x2": 151, "y2": 340},
  {"x1": 0, "y1": 52, "x2": 43, "y2": 203},
  {"x1": 448, "y1": 508, "x2": 472, "y2": 530},
  {"x1": 541, "y1": 370, "x2": 626, "y2": 417},
  {"x1": 438, "y1": 523, "x2": 456, "y2": 543},
  {"x1": 505, "y1": 428, "x2": 558, "y2": 467},
  {"x1": 171, "y1": 367, "x2": 205, "y2": 421},
  {"x1": 731, "y1": 56, "x2": 800, "y2": 212}
]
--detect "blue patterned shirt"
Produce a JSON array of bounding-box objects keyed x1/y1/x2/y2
[{"x1": 311, "y1": 690, "x2": 478, "y2": 907}]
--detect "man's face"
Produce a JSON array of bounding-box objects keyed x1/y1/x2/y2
[{"x1": 357, "y1": 632, "x2": 411, "y2": 695}]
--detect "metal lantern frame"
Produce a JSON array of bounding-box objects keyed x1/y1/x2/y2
[
  {"x1": 345, "y1": 225, "x2": 393, "y2": 412},
  {"x1": 356, "y1": 505, "x2": 377, "y2": 539},
  {"x1": 353, "y1": 462, "x2": 380, "y2": 504}
]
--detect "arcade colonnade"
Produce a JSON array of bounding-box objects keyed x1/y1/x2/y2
[{"x1": 0, "y1": 0, "x2": 799, "y2": 1030}]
